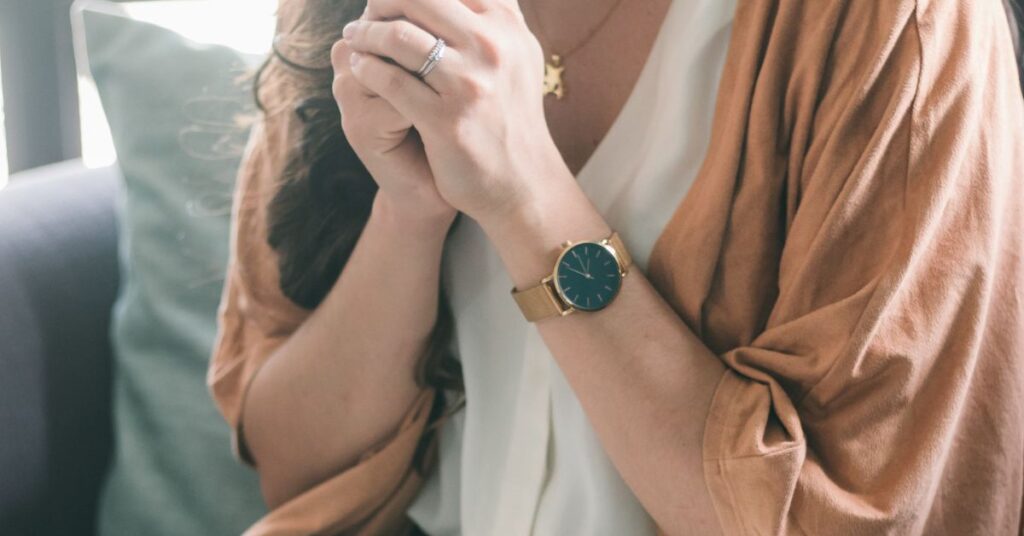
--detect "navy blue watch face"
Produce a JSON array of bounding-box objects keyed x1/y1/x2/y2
[{"x1": 554, "y1": 242, "x2": 623, "y2": 312}]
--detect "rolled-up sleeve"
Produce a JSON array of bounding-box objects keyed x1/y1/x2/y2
[
  {"x1": 653, "y1": 1, "x2": 1024, "y2": 534},
  {"x1": 207, "y1": 77, "x2": 438, "y2": 535},
  {"x1": 206, "y1": 112, "x2": 307, "y2": 467}
]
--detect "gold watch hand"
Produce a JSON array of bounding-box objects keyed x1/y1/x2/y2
[
  {"x1": 571, "y1": 251, "x2": 594, "y2": 279},
  {"x1": 563, "y1": 265, "x2": 591, "y2": 278}
]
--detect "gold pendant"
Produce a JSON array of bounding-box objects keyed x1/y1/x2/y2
[{"x1": 543, "y1": 54, "x2": 566, "y2": 99}]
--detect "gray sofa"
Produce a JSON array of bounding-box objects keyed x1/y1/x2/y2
[{"x1": 0, "y1": 161, "x2": 121, "y2": 536}]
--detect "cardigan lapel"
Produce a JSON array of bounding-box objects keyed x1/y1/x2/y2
[
  {"x1": 646, "y1": 0, "x2": 849, "y2": 355},
  {"x1": 646, "y1": 0, "x2": 774, "y2": 349}
]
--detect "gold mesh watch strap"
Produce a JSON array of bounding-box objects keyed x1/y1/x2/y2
[
  {"x1": 511, "y1": 230, "x2": 630, "y2": 322},
  {"x1": 607, "y1": 230, "x2": 632, "y2": 271},
  {"x1": 511, "y1": 276, "x2": 570, "y2": 322}
]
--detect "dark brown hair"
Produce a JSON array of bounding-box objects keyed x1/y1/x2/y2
[{"x1": 253, "y1": 0, "x2": 464, "y2": 474}]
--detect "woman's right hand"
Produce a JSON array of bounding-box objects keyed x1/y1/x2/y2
[{"x1": 331, "y1": 37, "x2": 457, "y2": 227}]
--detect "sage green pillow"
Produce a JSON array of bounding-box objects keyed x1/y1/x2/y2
[{"x1": 73, "y1": 1, "x2": 271, "y2": 533}]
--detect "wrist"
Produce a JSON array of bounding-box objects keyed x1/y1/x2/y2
[
  {"x1": 479, "y1": 167, "x2": 611, "y2": 291},
  {"x1": 472, "y1": 134, "x2": 568, "y2": 227},
  {"x1": 370, "y1": 192, "x2": 456, "y2": 244}
]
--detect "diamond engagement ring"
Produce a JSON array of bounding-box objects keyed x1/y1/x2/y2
[{"x1": 416, "y1": 37, "x2": 446, "y2": 79}]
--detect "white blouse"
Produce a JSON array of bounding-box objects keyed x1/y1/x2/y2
[{"x1": 407, "y1": 1, "x2": 737, "y2": 533}]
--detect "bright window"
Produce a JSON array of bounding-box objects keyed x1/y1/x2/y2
[{"x1": 78, "y1": 0, "x2": 277, "y2": 169}]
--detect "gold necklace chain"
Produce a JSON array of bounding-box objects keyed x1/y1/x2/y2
[{"x1": 524, "y1": 0, "x2": 626, "y2": 99}]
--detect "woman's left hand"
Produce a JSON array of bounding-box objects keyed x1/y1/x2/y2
[{"x1": 342, "y1": 0, "x2": 571, "y2": 224}]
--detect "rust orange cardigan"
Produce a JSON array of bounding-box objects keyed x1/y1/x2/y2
[{"x1": 207, "y1": 1, "x2": 1024, "y2": 534}]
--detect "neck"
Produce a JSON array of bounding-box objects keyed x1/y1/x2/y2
[{"x1": 519, "y1": 0, "x2": 625, "y2": 55}]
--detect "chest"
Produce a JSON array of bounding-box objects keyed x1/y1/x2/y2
[
  {"x1": 532, "y1": 0, "x2": 673, "y2": 176},
  {"x1": 420, "y1": 0, "x2": 741, "y2": 529}
]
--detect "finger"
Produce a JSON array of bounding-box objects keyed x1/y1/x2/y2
[
  {"x1": 459, "y1": 0, "x2": 486, "y2": 12},
  {"x1": 348, "y1": 51, "x2": 441, "y2": 128},
  {"x1": 332, "y1": 39, "x2": 355, "y2": 80},
  {"x1": 369, "y1": 98, "x2": 414, "y2": 135},
  {"x1": 333, "y1": 48, "x2": 415, "y2": 141},
  {"x1": 334, "y1": 66, "x2": 411, "y2": 132},
  {"x1": 365, "y1": 0, "x2": 477, "y2": 45},
  {"x1": 346, "y1": 92, "x2": 413, "y2": 137},
  {"x1": 343, "y1": 19, "x2": 461, "y2": 92},
  {"x1": 332, "y1": 39, "x2": 376, "y2": 99}
]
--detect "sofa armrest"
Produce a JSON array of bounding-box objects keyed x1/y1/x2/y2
[{"x1": 0, "y1": 160, "x2": 121, "y2": 536}]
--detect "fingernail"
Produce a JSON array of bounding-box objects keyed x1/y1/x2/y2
[
  {"x1": 349, "y1": 51, "x2": 362, "y2": 66},
  {"x1": 342, "y1": 21, "x2": 358, "y2": 39}
]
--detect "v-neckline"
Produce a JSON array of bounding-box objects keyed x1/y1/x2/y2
[{"x1": 572, "y1": 0, "x2": 678, "y2": 186}]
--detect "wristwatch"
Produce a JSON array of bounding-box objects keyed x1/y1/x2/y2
[{"x1": 511, "y1": 230, "x2": 632, "y2": 322}]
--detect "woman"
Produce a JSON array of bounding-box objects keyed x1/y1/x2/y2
[{"x1": 208, "y1": 0, "x2": 1024, "y2": 534}]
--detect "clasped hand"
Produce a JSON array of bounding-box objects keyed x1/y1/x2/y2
[{"x1": 331, "y1": 0, "x2": 571, "y2": 227}]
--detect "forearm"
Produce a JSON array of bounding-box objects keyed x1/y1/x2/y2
[
  {"x1": 480, "y1": 172, "x2": 726, "y2": 535},
  {"x1": 243, "y1": 192, "x2": 454, "y2": 507}
]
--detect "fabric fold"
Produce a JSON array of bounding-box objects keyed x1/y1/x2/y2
[
  {"x1": 209, "y1": 0, "x2": 1024, "y2": 534},
  {"x1": 649, "y1": 1, "x2": 1024, "y2": 534}
]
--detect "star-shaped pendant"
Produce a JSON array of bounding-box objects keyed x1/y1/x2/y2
[{"x1": 543, "y1": 54, "x2": 565, "y2": 99}]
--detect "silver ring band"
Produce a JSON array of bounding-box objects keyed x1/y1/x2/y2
[{"x1": 416, "y1": 37, "x2": 446, "y2": 79}]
